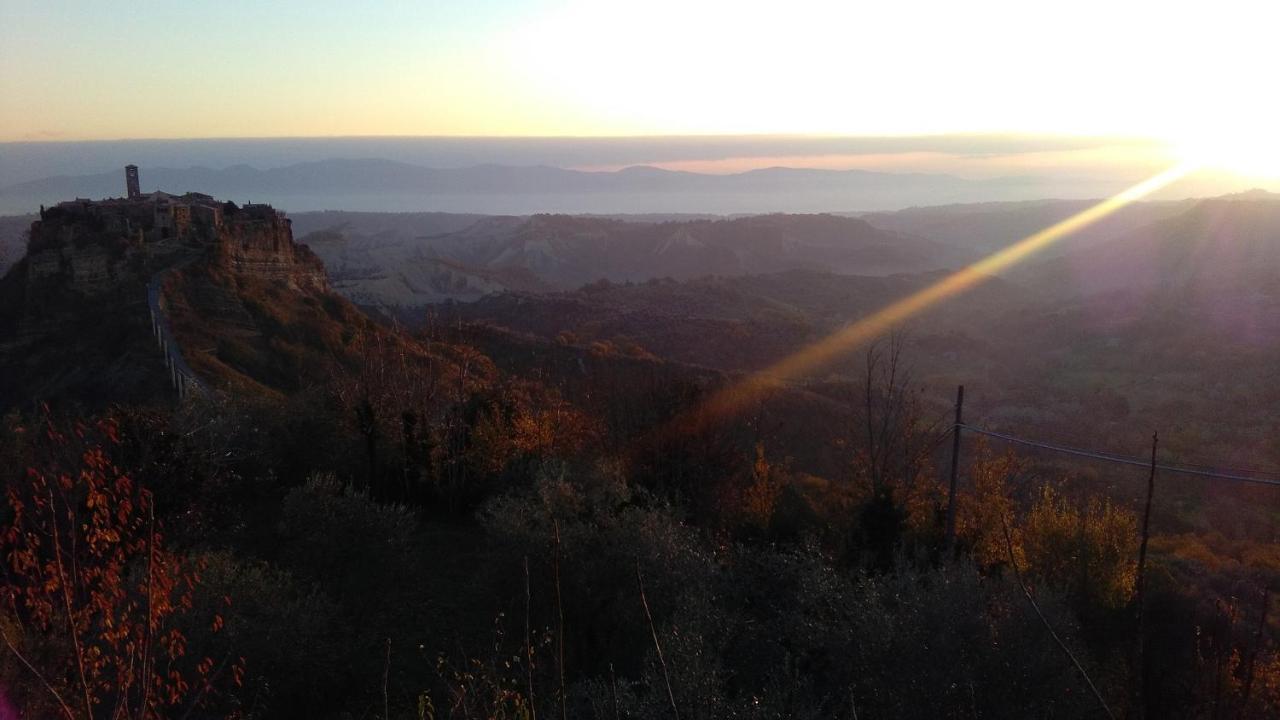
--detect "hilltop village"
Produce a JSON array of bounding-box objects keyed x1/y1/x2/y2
[
  {"x1": 24, "y1": 165, "x2": 326, "y2": 295},
  {"x1": 0, "y1": 166, "x2": 330, "y2": 404}
]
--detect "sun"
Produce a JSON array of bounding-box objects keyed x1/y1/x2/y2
[{"x1": 1173, "y1": 120, "x2": 1280, "y2": 179}]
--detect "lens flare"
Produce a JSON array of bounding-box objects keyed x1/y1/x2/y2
[{"x1": 692, "y1": 162, "x2": 1197, "y2": 423}]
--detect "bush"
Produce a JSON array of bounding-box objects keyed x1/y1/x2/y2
[
  {"x1": 278, "y1": 474, "x2": 416, "y2": 609},
  {"x1": 184, "y1": 552, "x2": 345, "y2": 719},
  {"x1": 1020, "y1": 484, "x2": 1138, "y2": 610},
  {"x1": 477, "y1": 467, "x2": 1107, "y2": 720},
  {"x1": 480, "y1": 465, "x2": 718, "y2": 685}
]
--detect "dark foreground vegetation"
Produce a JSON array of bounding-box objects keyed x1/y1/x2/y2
[{"x1": 2, "y1": 327, "x2": 1277, "y2": 719}]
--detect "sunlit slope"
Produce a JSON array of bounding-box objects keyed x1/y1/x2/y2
[
  {"x1": 861, "y1": 199, "x2": 1193, "y2": 258},
  {"x1": 1020, "y1": 191, "x2": 1280, "y2": 300}
]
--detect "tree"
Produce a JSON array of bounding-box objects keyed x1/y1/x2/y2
[
  {"x1": 957, "y1": 442, "x2": 1024, "y2": 568},
  {"x1": 847, "y1": 335, "x2": 946, "y2": 566},
  {"x1": 329, "y1": 329, "x2": 458, "y2": 499},
  {"x1": 852, "y1": 335, "x2": 938, "y2": 494}
]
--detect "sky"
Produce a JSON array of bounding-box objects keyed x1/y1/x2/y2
[{"x1": 2, "y1": 0, "x2": 1277, "y2": 146}]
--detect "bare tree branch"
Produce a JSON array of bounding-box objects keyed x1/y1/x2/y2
[
  {"x1": 637, "y1": 560, "x2": 679, "y2": 720},
  {"x1": 1000, "y1": 512, "x2": 1116, "y2": 720}
]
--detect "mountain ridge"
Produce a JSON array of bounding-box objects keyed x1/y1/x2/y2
[{"x1": 0, "y1": 158, "x2": 1047, "y2": 215}]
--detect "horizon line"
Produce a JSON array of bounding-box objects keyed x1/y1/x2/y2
[{"x1": 0, "y1": 131, "x2": 1173, "y2": 146}]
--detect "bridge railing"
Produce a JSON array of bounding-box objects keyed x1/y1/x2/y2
[{"x1": 147, "y1": 271, "x2": 207, "y2": 401}]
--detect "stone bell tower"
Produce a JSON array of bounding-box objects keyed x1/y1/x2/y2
[{"x1": 125, "y1": 164, "x2": 141, "y2": 200}]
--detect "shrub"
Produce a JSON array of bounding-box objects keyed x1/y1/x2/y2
[
  {"x1": 277, "y1": 474, "x2": 416, "y2": 609},
  {"x1": 183, "y1": 552, "x2": 345, "y2": 719},
  {"x1": 1020, "y1": 484, "x2": 1138, "y2": 610}
]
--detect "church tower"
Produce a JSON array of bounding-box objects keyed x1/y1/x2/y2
[{"x1": 125, "y1": 164, "x2": 141, "y2": 199}]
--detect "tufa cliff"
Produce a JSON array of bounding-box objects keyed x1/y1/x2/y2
[
  {"x1": 21, "y1": 192, "x2": 327, "y2": 297},
  {"x1": 0, "y1": 177, "x2": 341, "y2": 409}
]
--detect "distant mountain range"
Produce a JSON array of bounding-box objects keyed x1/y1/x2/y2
[{"x1": 0, "y1": 158, "x2": 1061, "y2": 215}]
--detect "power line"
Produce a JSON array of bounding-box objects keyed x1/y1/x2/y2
[
  {"x1": 958, "y1": 424, "x2": 1280, "y2": 488},
  {"x1": 1142, "y1": 454, "x2": 1280, "y2": 478}
]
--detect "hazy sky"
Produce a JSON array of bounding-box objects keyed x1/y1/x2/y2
[{"x1": 2, "y1": 0, "x2": 1276, "y2": 144}]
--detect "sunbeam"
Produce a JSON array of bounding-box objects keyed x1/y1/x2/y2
[{"x1": 693, "y1": 161, "x2": 1198, "y2": 423}]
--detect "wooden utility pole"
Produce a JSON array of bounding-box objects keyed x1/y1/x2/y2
[
  {"x1": 945, "y1": 385, "x2": 965, "y2": 546},
  {"x1": 553, "y1": 522, "x2": 567, "y2": 720},
  {"x1": 1133, "y1": 431, "x2": 1158, "y2": 719},
  {"x1": 1135, "y1": 432, "x2": 1158, "y2": 606}
]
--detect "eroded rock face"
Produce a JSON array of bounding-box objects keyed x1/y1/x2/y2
[
  {"x1": 20, "y1": 195, "x2": 328, "y2": 297},
  {"x1": 210, "y1": 211, "x2": 328, "y2": 291},
  {"x1": 23, "y1": 213, "x2": 147, "y2": 296},
  {"x1": 0, "y1": 192, "x2": 334, "y2": 408}
]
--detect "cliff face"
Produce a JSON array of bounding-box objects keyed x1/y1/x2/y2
[
  {"x1": 0, "y1": 194, "x2": 337, "y2": 409},
  {"x1": 23, "y1": 219, "x2": 147, "y2": 298},
  {"x1": 210, "y1": 211, "x2": 328, "y2": 291},
  {"x1": 0, "y1": 252, "x2": 169, "y2": 409}
]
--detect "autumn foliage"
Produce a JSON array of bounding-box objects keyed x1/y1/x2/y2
[{"x1": 1, "y1": 414, "x2": 241, "y2": 720}]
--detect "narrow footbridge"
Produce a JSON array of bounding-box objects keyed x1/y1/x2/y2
[{"x1": 147, "y1": 269, "x2": 207, "y2": 400}]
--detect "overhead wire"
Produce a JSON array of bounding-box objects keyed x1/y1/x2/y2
[{"x1": 958, "y1": 424, "x2": 1280, "y2": 487}]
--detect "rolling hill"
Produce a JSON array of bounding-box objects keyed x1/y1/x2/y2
[
  {"x1": 860, "y1": 198, "x2": 1193, "y2": 258},
  {"x1": 299, "y1": 212, "x2": 974, "y2": 313},
  {"x1": 1020, "y1": 191, "x2": 1280, "y2": 300}
]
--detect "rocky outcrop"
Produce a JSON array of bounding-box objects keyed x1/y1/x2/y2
[
  {"x1": 23, "y1": 222, "x2": 146, "y2": 297},
  {"x1": 209, "y1": 207, "x2": 328, "y2": 291},
  {"x1": 0, "y1": 192, "x2": 334, "y2": 408}
]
